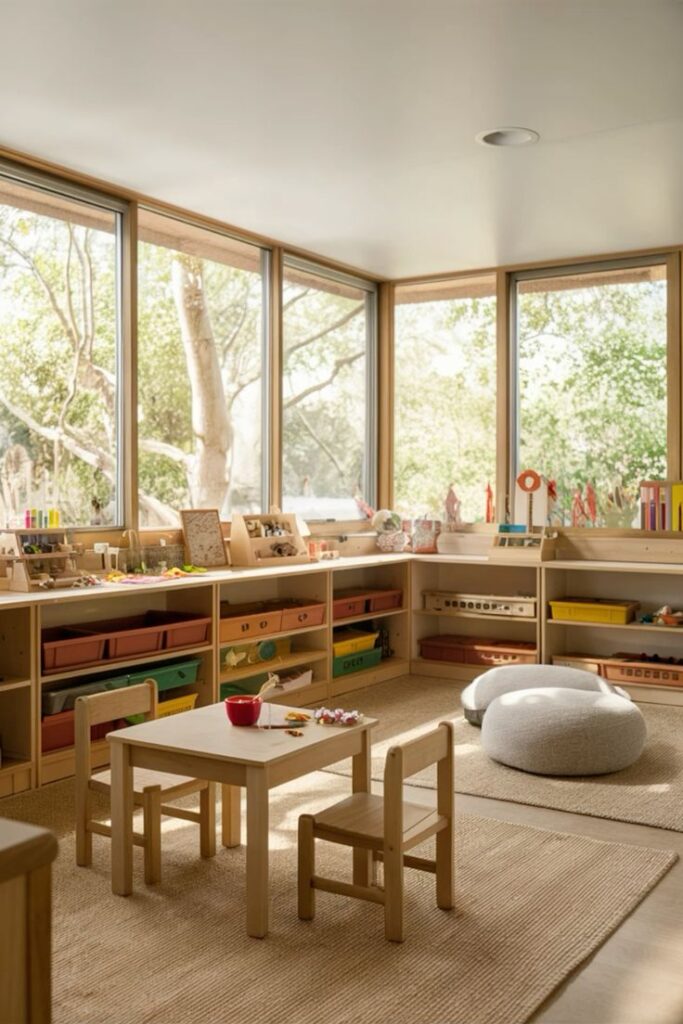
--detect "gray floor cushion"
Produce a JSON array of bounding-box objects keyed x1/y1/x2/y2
[
  {"x1": 480, "y1": 687, "x2": 647, "y2": 776},
  {"x1": 461, "y1": 663, "x2": 628, "y2": 725}
]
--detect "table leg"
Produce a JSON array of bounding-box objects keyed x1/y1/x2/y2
[
  {"x1": 221, "y1": 784, "x2": 242, "y2": 848},
  {"x1": 245, "y1": 767, "x2": 269, "y2": 938},
  {"x1": 110, "y1": 741, "x2": 134, "y2": 896},
  {"x1": 352, "y1": 727, "x2": 373, "y2": 886}
]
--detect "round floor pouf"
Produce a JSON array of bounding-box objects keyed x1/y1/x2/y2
[
  {"x1": 460, "y1": 663, "x2": 628, "y2": 726},
  {"x1": 481, "y1": 687, "x2": 647, "y2": 776}
]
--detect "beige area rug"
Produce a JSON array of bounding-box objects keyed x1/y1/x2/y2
[
  {"x1": 328, "y1": 676, "x2": 683, "y2": 833},
  {"x1": 1, "y1": 776, "x2": 677, "y2": 1024}
]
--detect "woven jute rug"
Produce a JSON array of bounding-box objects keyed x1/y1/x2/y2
[
  {"x1": 1, "y1": 773, "x2": 677, "y2": 1024},
  {"x1": 326, "y1": 675, "x2": 683, "y2": 833}
]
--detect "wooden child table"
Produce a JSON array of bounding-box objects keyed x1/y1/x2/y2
[{"x1": 108, "y1": 703, "x2": 376, "y2": 937}]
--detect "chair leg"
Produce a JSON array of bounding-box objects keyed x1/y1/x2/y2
[
  {"x1": 298, "y1": 815, "x2": 315, "y2": 921},
  {"x1": 383, "y1": 845, "x2": 405, "y2": 942},
  {"x1": 75, "y1": 781, "x2": 92, "y2": 867},
  {"x1": 142, "y1": 786, "x2": 162, "y2": 885},
  {"x1": 436, "y1": 823, "x2": 454, "y2": 910},
  {"x1": 200, "y1": 782, "x2": 217, "y2": 859}
]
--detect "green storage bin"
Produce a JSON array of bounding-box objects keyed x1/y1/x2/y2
[
  {"x1": 220, "y1": 672, "x2": 269, "y2": 701},
  {"x1": 128, "y1": 657, "x2": 201, "y2": 693},
  {"x1": 41, "y1": 673, "x2": 129, "y2": 715},
  {"x1": 332, "y1": 646, "x2": 382, "y2": 678}
]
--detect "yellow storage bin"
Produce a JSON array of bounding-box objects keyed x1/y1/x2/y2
[
  {"x1": 548, "y1": 599, "x2": 639, "y2": 625},
  {"x1": 157, "y1": 693, "x2": 199, "y2": 718},
  {"x1": 332, "y1": 629, "x2": 379, "y2": 657}
]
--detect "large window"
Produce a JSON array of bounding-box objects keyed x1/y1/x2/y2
[
  {"x1": 514, "y1": 260, "x2": 669, "y2": 526},
  {"x1": 394, "y1": 275, "x2": 497, "y2": 523},
  {"x1": 0, "y1": 170, "x2": 122, "y2": 526},
  {"x1": 282, "y1": 257, "x2": 376, "y2": 520},
  {"x1": 137, "y1": 210, "x2": 268, "y2": 527}
]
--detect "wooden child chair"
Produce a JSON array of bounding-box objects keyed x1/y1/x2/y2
[
  {"x1": 75, "y1": 680, "x2": 216, "y2": 885},
  {"x1": 298, "y1": 720, "x2": 455, "y2": 942}
]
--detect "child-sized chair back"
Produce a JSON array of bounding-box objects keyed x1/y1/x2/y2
[
  {"x1": 75, "y1": 680, "x2": 157, "y2": 777},
  {"x1": 383, "y1": 721, "x2": 455, "y2": 843}
]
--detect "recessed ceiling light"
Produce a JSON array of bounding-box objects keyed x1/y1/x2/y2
[{"x1": 476, "y1": 127, "x2": 540, "y2": 147}]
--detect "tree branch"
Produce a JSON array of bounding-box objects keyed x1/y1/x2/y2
[
  {"x1": 139, "y1": 437, "x2": 192, "y2": 467},
  {"x1": 284, "y1": 302, "x2": 364, "y2": 359},
  {"x1": 292, "y1": 406, "x2": 346, "y2": 480},
  {"x1": 283, "y1": 350, "x2": 364, "y2": 409},
  {"x1": 1, "y1": 236, "x2": 79, "y2": 348},
  {"x1": 0, "y1": 392, "x2": 115, "y2": 477},
  {"x1": 282, "y1": 287, "x2": 310, "y2": 312}
]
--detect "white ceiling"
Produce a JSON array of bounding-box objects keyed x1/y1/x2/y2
[{"x1": 1, "y1": 0, "x2": 683, "y2": 278}]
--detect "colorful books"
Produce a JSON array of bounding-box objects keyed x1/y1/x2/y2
[{"x1": 639, "y1": 480, "x2": 683, "y2": 531}]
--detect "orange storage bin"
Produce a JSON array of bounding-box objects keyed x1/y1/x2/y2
[
  {"x1": 160, "y1": 612, "x2": 211, "y2": 649},
  {"x1": 603, "y1": 658, "x2": 683, "y2": 687},
  {"x1": 219, "y1": 602, "x2": 283, "y2": 641},
  {"x1": 419, "y1": 634, "x2": 536, "y2": 666},
  {"x1": 279, "y1": 600, "x2": 326, "y2": 630}
]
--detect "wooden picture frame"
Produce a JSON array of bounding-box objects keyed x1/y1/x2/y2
[{"x1": 180, "y1": 509, "x2": 228, "y2": 567}]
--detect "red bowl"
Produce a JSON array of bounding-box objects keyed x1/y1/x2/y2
[{"x1": 225, "y1": 695, "x2": 262, "y2": 726}]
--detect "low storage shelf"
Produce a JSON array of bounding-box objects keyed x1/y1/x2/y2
[
  {"x1": 7, "y1": 546, "x2": 683, "y2": 798},
  {"x1": 411, "y1": 555, "x2": 541, "y2": 682},
  {"x1": 543, "y1": 560, "x2": 683, "y2": 704}
]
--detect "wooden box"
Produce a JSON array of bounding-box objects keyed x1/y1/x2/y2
[{"x1": 229, "y1": 513, "x2": 309, "y2": 567}]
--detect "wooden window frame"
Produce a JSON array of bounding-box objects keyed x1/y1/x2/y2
[
  {"x1": 3, "y1": 144, "x2": 682, "y2": 534},
  {"x1": 391, "y1": 249, "x2": 683, "y2": 529}
]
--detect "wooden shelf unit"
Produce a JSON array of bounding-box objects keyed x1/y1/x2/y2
[
  {"x1": 542, "y1": 561, "x2": 683, "y2": 704},
  {"x1": 6, "y1": 547, "x2": 683, "y2": 797},
  {"x1": 410, "y1": 557, "x2": 540, "y2": 681}
]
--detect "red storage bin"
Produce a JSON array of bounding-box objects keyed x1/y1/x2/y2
[
  {"x1": 41, "y1": 709, "x2": 114, "y2": 752},
  {"x1": 158, "y1": 612, "x2": 211, "y2": 649},
  {"x1": 42, "y1": 627, "x2": 107, "y2": 673},
  {"x1": 366, "y1": 589, "x2": 402, "y2": 612},
  {"x1": 76, "y1": 614, "x2": 166, "y2": 659},
  {"x1": 419, "y1": 635, "x2": 469, "y2": 662},
  {"x1": 332, "y1": 589, "x2": 372, "y2": 621},
  {"x1": 419, "y1": 634, "x2": 536, "y2": 666}
]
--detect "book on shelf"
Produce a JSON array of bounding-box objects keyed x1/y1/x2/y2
[{"x1": 639, "y1": 479, "x2": 683, "y2": 531}]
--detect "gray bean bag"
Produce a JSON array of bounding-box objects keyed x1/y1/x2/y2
[
  {"x1": 461, "y1": 664, "x2": 628, "y2": 725},
  {"x1": 480, "y1": 687, "x2": 647, "y2": 776}
]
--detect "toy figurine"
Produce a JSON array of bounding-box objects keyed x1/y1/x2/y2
[
  {"x1": 485, "y1": 482, "x2": 494, "y2": 524},
  {"x1": 571, "y1": 486, "x2": 588, "y2": 528},
  {"x1": 445, "y1": 485, "x2": 462, "y2": 526},
  {"x1": 585, "y1": 482, "x2": 597, "y2": 525}
]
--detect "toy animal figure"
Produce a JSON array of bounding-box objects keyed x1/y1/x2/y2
[
  {"x1": 571, "y1": 486, "x2": 588, "y2": 527},
  {"x1": 585, "y1": 482, "x2": 597, "y2": 524},
  {"x1": 485, "y1": 482, "x2": 494, "y2": 524},
  {"x1": 445, "y1": 485, "x2": 462, "y2": 526},
  {"x1": 355, "y1": 495, "x2": 375, "y2": 520}
]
